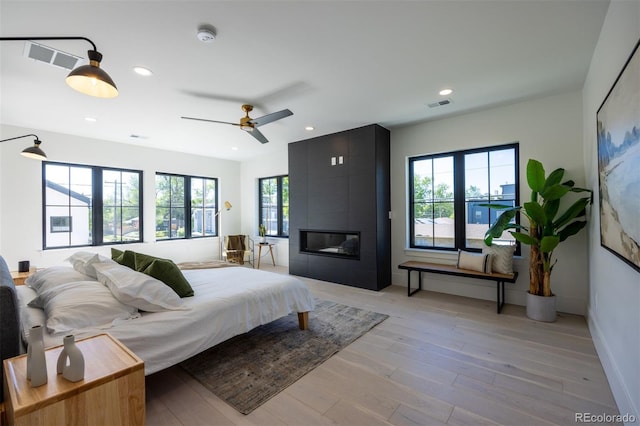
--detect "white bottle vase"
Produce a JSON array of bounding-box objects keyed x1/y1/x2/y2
[
  {"x1": 26, "y1": 325, "x2": 48, "y2": 387},
  {"x1": 56, "y1": 335, "x2": 85, "y2": 382}
]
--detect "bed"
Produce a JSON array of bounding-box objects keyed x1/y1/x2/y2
[{"x1": 0, "y1": 252, "x2": 315, "y2": 385}]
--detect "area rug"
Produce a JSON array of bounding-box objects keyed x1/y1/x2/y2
[{"x1": 179, "y1": 299, "x2": 388, "y2": 414}]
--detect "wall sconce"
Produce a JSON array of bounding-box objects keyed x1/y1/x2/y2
[
  {"x1": 0, "y1": 36, "x2": 118, "y2": 98},
  {"x1": 0, "y1": 134, "x2": 47, "y2": 160}
]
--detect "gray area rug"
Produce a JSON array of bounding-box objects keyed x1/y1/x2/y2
[{"x1": 179, "y1": 299, "x2": 388, "y2": 414}]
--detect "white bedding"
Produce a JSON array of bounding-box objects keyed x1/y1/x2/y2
[{"x1": 17, "y1": 267, "x2": 315, "y2": 375}]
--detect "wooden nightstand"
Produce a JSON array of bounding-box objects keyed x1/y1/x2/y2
[
  {"x1": 2, "y1": 333, "x2": 145, "y2": 426},
  {"x1": 9, "y1": 270, "x2": 34, "y2": 286}
]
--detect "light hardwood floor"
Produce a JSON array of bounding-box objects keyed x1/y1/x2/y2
[{"x1": 145, "y1": 265, "x2": 619, "y2": 426}]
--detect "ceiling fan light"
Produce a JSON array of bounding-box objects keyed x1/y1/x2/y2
[
  {"x1": 66, "y1": 50, "x2": 118, "y2": 98},
  {"x1": 240, "y1": 125, "x2": 254, "y2": 132},
  {"x1": 21, "y1": 140, "x2": 47, "y2": 160}
]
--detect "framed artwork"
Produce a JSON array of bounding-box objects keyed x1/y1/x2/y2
[{"x1": 596, "y1": 38, "x2": 640, "y2": 272}]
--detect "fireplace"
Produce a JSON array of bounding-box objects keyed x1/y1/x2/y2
[{"x1": 300, "y1": 230, "x2": 360, "y2": 259}]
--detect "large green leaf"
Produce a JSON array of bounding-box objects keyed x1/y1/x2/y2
[
  {"x1": 483, "y1": 209, "x2": 517, "y2": 245},
  {"x1": 540, "y1": 235, "x2": 560, "y2": 253},
  {"x1": 543, "y1": 168, "x2": 565, "y2": 191},
  {"x1": 553, "y1": 197, "x2": 590, "y2": 229},
  {"x1": 523, "y1": 201, "x2": 546, "y2": 225},
  {"x1": 558, "y1": 220, "x2": 587, "y2": 242},
  {"x1": 527, "y1": 159, "x2": 545, "y2": 193},
  {"x1": 541, "y1": 184, "x2": 570, "y2": 201},
  {"x1": 477, "y1": 203, "x2": 516, "y2": 211},
  {"x1": 544, "y1": 198, "x2": 560, "y2": 223},
  {"x1": 512, "y1": 232, "x2": 538, "y2": 246}
]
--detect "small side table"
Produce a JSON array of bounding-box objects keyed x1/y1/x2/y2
[
  {"x1": 256, "y1": 243, "x2": 276, "y2": 269},
  {"x1": 3, "y1": 333, "x2": 145, "y2": 426},
  {"x1": 10, "y1": 269, "x2": 35, "y2": 286}
]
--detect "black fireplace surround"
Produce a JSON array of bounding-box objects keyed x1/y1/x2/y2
[
  {"x1": 300, "y1": 230, "x2": 360, "y2": 259},
  {"x1": 288, "y1": 124, "x2": 391, "y2": 291}
]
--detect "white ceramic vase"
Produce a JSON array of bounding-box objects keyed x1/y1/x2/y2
[
  {"x1": 56, "y1": 334, "x2": 85, "y2": 382},
  {"x1": 27, "y1": 325, "x2": 48, "y2": 387}
]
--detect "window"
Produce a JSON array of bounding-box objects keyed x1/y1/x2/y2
[
  {"x1": 50, "y1": 216, "x2": 72, "y2": 233},
  {"x1": 43, "y1": 162, "x2": 142, "y2": 249},
  {"x1": 155, "y1": 173, "x2": 217, "y2": 240},
  {"x1": 409, "y1": 143, "x2": 519, "y2": 252},
  {"x1": 258, "y1": 175, "x2": 289, "y2": 237}
]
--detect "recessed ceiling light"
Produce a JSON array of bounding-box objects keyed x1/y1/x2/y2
[
  {"x1": 439, "y1": 88, "x2": 453, "y2": 96},
  {"x1": 133, "y1": 66, "x2": 153, "y2": 76},
  {"x1": 231, "y1": 147, "x2": 239, "y2": 151},
  {"x1": 84, "y1": 117, "x2": 97, "y2": 122},
  {"x1": 305, "y1": 126, "x2": 315, "y2": 131}
]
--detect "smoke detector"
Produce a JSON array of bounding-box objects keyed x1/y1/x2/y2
[{"x1": 197, "y1": 26, "x2": 216, "y2": 43}]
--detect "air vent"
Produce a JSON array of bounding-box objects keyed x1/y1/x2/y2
[
  {"x1": 23, "y1": 41, "x2": 83, "y2": 70},
  {"x1": 427, "y1": 98, "x2": 453, "y2": 108}
]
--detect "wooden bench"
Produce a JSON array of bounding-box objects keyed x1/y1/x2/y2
[{"x1": 398, "y1": 261, "x2": 518, "y2": 313}]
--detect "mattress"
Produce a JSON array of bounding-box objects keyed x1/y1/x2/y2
[{"x1": 17, "y1": 267, "x2": 315, "y2": 375}]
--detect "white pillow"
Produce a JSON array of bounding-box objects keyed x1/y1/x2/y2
[
  {"x1": 482, "y1": 244, "x2": 515, "y2": 274},
  {"x1": 93, "y1": 262, "x2": 185, "y2": 312},
  {"x1": 66, "y1": 251, "x2": 115, "y2": 278},
  {"x1": 457, "y1": 250, "x2": 492, "y2": 273},
  {"x1": 28, "y1": 280, "x2": 139, "y2": 335},
  {"x1": 25, "y1": 266, "x2": 94, "y2": 293}
]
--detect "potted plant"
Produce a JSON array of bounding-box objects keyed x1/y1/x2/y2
[
  {"x1": 258, "y1": 224, "x2": 267, "y2": 244},
  {"x1": 483, "y1": 159, "x2": 592, "y2": 322}
]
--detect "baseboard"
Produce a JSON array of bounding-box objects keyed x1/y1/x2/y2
[{"x1": 588, "y1": 307, "x2": 639, "y2": 425}]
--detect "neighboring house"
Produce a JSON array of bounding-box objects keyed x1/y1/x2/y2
[{"x1": 44, "y1": 180, "x2": 90, "y2": 247}]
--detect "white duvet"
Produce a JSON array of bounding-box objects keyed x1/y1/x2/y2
[{"x1": 18, "y1": 267, "x2": 315, "y2": 375}]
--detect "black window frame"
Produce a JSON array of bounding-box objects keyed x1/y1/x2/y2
[
  {"x1": 258, "y1": 175, "x2": 289, "y2": 238},
  {"x1": 155, "y1": 172, "x2": 218, "y2": 240},
  {"x1": 408, "y1": 142, "x2": 520, "y2": 254},
  {"x1": 42, "y1": 161, "x2": 143, "y2": 249}
]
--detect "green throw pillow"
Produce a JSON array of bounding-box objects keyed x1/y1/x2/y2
[
  {"x1": 111, "y1": 248, "x2": 124, "y2": 260},
  {"x1": 143, "y1": 259, "x2": 194, "y2": 298},
  {"x1": 133, "y1": 251, "x2": 166, "y2": 272},
  {"x1": 112, "y1": 249, "x2": 136, "y2": 270}
]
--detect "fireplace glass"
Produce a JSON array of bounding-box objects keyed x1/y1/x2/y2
[{"x1": 300, "y1": 230, "x2": 360, "y2": 259}]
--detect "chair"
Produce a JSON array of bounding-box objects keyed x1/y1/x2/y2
[{"x1": 222, "y1": 235, "x2": 254, "y2": 266}]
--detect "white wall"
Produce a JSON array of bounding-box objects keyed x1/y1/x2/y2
[
  {"x1": 582, "y1": 1, "x2": 640, "y2": 422},
  {"x1": 240, "y1": 148, "x2": 290, "y2": 266},
  {"x1": 0, "y1": 124, "x2": 241, "y2": 269},
  {"x1": 391, "y1": 91, "x2": 588, "y2": 315}
]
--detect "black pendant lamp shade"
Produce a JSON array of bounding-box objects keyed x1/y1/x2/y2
[
  {"x1": 66, "y1": 49, "x2": 118, "y2": 98},
  {"x1": 21, "y1": 139, "x2": 47, "y2": 160},
  {"x1": 0, "y1": 134, "x2": 47, "y2": 160},
  {"x1": 0, "y1": 36, "x2": 118, "y2": 98}
]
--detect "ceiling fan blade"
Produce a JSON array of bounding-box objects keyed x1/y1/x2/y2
[
  {"x1": 250, "y1": 109, "x2": 293, "y2": 127},
  {"x1": 181, "y1": 116, "x2": 239, "y2": 126},
  {"x1": 246, "y1": 127, "x2": 269, "y2": 144}
]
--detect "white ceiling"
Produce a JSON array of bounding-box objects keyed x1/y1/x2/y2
[{"x1": 1, "y1": 1, "x2": 610, "y2": 161}]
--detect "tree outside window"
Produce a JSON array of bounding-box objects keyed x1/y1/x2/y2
[
  {"x1": 155, "y1": 173, "x2": 218, "y2": 240},
  {"x1": 409, "y1": 143, "x2": 519, "y2": 252},
  {"x1": 259, "y1": 175, "x2": 288, "y2": 237}
]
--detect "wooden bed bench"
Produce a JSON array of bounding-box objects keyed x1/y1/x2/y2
[{"x1": 398, "y1": 261, "x2": 518, "y2": 313}]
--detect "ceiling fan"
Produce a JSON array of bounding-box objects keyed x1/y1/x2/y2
[{"x1": 181, "y1": 104, "x2": 293, "y2": 144}]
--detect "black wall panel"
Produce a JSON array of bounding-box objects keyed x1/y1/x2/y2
[{"x1": 288, "y1": 124, "x2": 390, "y2": 290}]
